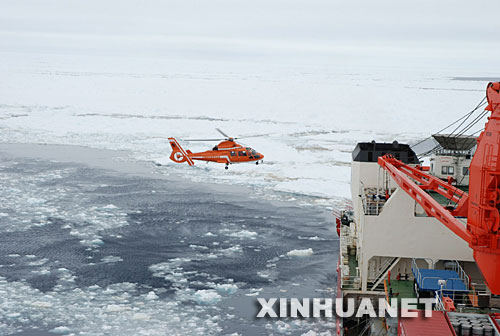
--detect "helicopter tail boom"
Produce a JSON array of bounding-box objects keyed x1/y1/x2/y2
[{"x1": 168, "y1": 138, "x2": 194, "y2": 166}]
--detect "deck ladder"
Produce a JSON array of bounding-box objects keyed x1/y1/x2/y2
[
  {"x1": 371, "y1": 257, "x2": 401, "y2": 291},
  {"x1": 450, "y1": 260, "x2": 470, "y2": 288}
]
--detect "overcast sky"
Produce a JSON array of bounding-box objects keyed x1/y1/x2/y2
[
  {"x1": 1, "y1": 0, "x2": 499, "y2": 68},
  {"x1": 1, "y1": 1, "x2": 498, "y2": 40}
]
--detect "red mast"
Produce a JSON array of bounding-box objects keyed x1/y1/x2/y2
[{"x1": 378, "y1": 82, "x2": 500, "y2": 294}]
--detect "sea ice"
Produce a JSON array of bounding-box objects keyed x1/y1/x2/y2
[
  {"x1": 215, "y1": 284, "x2": 238, "y2": 295},
  {"x1": 193, "y1": 289, "x2": 221, "y2": 305},
  {"x1": 101, "y1": 255, "x2": 124, "y2": 263},
  {"x1": 50, "y1": 326, "x2": 71, "y2": 334},
  {"x1": 286, "y1": 248, "x2": 314, "y2": 257},
  {"x1": 226, "y1": 230, "x2": 258, "y2": 239},
  {"x1": 145, "y1": 291, "x2": 159, "y2": 300}
]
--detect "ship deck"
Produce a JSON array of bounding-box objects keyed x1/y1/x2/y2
[{"x1": 385, "y1": 280, "x2": 418, "y2": 307}]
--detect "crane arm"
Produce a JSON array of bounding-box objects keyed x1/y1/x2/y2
[
  {"x1": 378, "y1": 154, "x2": 472, "y2": 242},
  {"x1": 378, "y1": 82, "x2": 500, "y2": 294}
]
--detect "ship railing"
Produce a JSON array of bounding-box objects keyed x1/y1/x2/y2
[
  {"x1": 431, "y1": 281, "x2": 492, "y2": 309},
  {"x1": 435, "y1": 292, "x2": 446, "y2": 311},
  {"x1": 412, "y1": 259, "x2": 469, "y2": 294},
  {"x1": 437, "y1": 288, "x2": 481, "y2": 308},
  {"x1": 360, "y1": 184, "x2": 386, "y2": 216},
  {"x1": 411, "y1": 258, "x2": 421, "y2": 285},
  {"x1": 469, "y1": 282, "x2": 491, "y2": 296},
  {"x1": 340, "y1": 275, "x2": 361, "y2": 290},
  {"x1": 450, "y1": 260, "x2": 470, "y2": 289}
]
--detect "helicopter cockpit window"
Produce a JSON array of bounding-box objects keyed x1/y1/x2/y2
[
  {"x1": 238, "y1": 151, "x2": 247, "y2": 156},
  {"x1": 230, "y1": 151, "x2": 236, "y2": 156}
]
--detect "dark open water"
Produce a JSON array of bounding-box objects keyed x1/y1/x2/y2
[{"x1": 0, "y1": 144, "x2": 338, "y2": 336}]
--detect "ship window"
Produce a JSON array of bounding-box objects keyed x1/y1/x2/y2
[
  {"x1": 230, "y1": 151, "x2": 236, "y2": 156},
  {"x1": 448, "y1": 166, "x2": 454, "y2": 175},
  {"x1": 463, "y1": 167, "x2": 469, "y2": 176},
  {"x1": 441, "y1": 166, "x2": 448, "y2": 175}
]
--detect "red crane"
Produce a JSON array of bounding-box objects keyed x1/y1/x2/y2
[{"x1": 378, "y1": 82, "x2": 500, "y2": 294}]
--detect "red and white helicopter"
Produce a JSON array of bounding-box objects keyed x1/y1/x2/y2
[{"x1": 168, "y1": 129, "x2": 264, "y2": 170}]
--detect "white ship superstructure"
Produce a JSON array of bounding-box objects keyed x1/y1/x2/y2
[
  {"x1": 427, "y1": 134, "x2": 476, "y2": 187},
  {"x1": 337, "y1": 141, "x2": 499, "y2": 336}
]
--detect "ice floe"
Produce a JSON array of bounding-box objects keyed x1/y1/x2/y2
[
  {"x1": 193, "y1": 289, "x2": 221, "y2": 305},
  {"x1": 286, "y1": 248, "x2": 314, "y2": 257}
]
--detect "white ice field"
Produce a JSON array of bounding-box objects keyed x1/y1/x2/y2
[
  {"x1": 1, "y1": 1, "x2": 499, "y2": 205},
  {"x1": 1, "y1": 1, "x2": 500, "y2": 335}
]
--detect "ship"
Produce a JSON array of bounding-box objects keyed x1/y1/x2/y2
[{"x1": 335, "y1": 82, "x2": 500, "y2": 335}]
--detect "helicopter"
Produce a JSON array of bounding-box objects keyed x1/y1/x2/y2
[{"x1": 168, "y1": 129, "x2": 264, "y2": 170}]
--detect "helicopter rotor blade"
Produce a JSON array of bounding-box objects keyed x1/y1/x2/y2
[
  {"x1": 235, "y1": 132, "x2": 275, "y2": 139},
  {"x1": 183, "y1": 138, "x2": 226, "y2": 142},
  {"x1": 215, "y1": 128, "x2": 230, "y2": 138}
]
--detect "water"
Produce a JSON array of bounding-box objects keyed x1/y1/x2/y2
[{"x1": 0, "y1": 144, "x2": 338, "y2": 335}]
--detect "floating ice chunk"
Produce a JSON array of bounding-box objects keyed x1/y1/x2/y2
[
  {"x1": 132, "y1": 313, "x2": 151, "y2": 321},
  {"x1": 204, "y1": 232, "x2": 216, "y2": 237},
  {"x1": 31, "y1": 301, "x2": 53, "y2": 308},
  {"x1": 215, "y1": 283, "x2": 237, "y2": 295},
  {"x1": 105, "y1": 304, "x2": 131, "y2": 312},
  {"x1": 26, "y1": 197, "x2": 45, "y2": 205},
  {"x1": 50, "y1": 326, "x2": 71, "y2": 334},
  {"x1": 103, "y1": 204, "x2": 118, "y2": 209},
  {"x1": 257, "y1": 271, "x2": 270, "y2": 278},
  {"x1": 145, "y1": 291, "x2": 158, "y2": 300},
  {"x1": 31, "y1": 267, "x2": 51, "y2": 275},
  {"x1": 301, "y1": 331, "x2": 318, "y2": 336},
  {"x1": 101, "y1": 255, "x2": 123, "y2": 263},
  {"x1": 7, "y1": 254, "x2": 20, "y2": 257},
  {"x1": 86, "y1": 238, "x2": 104, "y2": 246},
  {"x1": 246, "y1": 288, "x2": 263, "y2": 296},
  {"x1": 220, "y1": 245, "x2": 242, "y2": 254},
  {"x1": 193, "y1": 289, "x2": 221, "y2": 305},
  {"x1": 0, "y1": 212, "x2": 8, "y2": 217},
  {"x1": 286, "y1": 248, "x2": 313, "y2": 257},
  {"x1": 189, "y1": 244, "x2": 208, "y2": 250},
  {"x1": 298, "y1": 236, "x2": 322, "y2": 241},
  {"x1": 28, "y1": 258, "x2": 48, "y2": 266},
  {"x1": 227, "y1": 230, "x2": 257, "y2": 239}
]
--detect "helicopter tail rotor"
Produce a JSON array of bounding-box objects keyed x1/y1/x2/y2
[{"x1": 168, "y1": 138, "x2": 194, "y2": 166}]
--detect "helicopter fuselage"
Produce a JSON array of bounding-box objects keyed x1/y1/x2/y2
[
  {"x1": 168, "y1": 137, "x2": 264, "y2": 167},
  {"x1": 190, "y1": 140, "x2": 264, "y2": 164}
]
